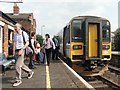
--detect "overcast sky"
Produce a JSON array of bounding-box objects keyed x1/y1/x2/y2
[{"x1": 0, "y1": 0, "x2": 119, "y2": 37}]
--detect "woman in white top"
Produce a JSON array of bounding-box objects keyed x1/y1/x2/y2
[{"x1": 43, "y1": 34, "x2": 55, "y2": 66}]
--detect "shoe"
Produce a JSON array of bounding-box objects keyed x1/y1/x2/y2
[
  {"x1": 47, "y1": 63, "x2": 50, "y2": 66},
  {"x1": 32, "y1": 66, "x2": 37, "y2": 69},
  {"x1": 56, "y1": 58, "x2": 59, "y2": 60},
  {"x1": 13, "y1": 80, "x2": 22, "y2": 87},
  {"x1": 41, "y1": 62, "x2": 44, "y2": 64},
  {"x1": 37, "y1": 60, "x2": 41, "y2": 64},
  {"x1": 28, "y1": 71, "x2": 34, "y2": 79},
  {"x1": 29, "y1": 66, "x2": 37, "y2": 69}
]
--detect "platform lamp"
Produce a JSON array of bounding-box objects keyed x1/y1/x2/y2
[{"x1": 41, "y1": 25, "x2": 45, "y2": 37}]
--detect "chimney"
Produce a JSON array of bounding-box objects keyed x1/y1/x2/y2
[{"x1": 13, "y1": 3, "x2": 20, "y2": 15}]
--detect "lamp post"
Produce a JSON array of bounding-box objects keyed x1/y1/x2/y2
[{"x1": 41, "y1": 25, "x2": 45, "y2": 37}]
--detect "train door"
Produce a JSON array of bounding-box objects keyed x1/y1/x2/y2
[
  {"x1": 0, "y1": 26, "x2": 2, "y2": 53},
  {"x1": 88, "y1": 23, "x2": 99, "y2": 58},
  {"x1": 63, "y1": 26, "x2": 70, "y2": 57}
]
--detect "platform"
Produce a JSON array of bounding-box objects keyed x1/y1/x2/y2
[{"x1": 1, "y1": 59, "x2": 94, "y2": 89}]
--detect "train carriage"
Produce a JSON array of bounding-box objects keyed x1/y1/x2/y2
[{"x1": 58, "y1": 16, "x2": 111, "y2": 76}]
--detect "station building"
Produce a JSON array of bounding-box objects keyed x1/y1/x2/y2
[
  {"x1": 0, "y1": 11, "x2": 15, "y2": 56},
  {"x1": 0, "y1": 3, "x2": 37, "y2": 56},
  {"x1": 6, "y1": 3, "x2": 36, "y2": 34}
]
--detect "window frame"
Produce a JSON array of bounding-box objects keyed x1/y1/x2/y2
[
  {"x1": 71, "y1": 19, "x2": 83, "y2": 42},
  {"x1": 102, "y1": 21, "x2": 111, "y2": 42}
]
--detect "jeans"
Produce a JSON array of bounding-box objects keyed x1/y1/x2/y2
[{"x1": 36, "y1": 52, "x2": 45, "y2": 64}]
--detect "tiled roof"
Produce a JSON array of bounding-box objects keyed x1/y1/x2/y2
[
  {"x1": 6, "y1": 13, "x2": 32, "y2": 20},
  {"x1": 0, "y1": 11, "x2": 15, "y2": 24}
]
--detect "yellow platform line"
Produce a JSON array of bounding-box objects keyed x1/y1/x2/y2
[{"x1": 46, "y1": 62, "x2": 51, "y2": 89}]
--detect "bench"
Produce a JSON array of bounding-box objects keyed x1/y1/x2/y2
[{"x1": 0, "y1": 53, "x2": 15, "y2": 74}]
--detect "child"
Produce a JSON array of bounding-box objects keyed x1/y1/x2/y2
[{"x1": 36, "y1": 41, "x2": 41, "y2": 64}]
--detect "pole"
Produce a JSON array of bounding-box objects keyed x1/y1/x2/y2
[{"x1": 41, "y1": 25, "x2": 45, "y2": 37}]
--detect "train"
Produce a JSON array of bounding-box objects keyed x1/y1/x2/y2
[{"x1": 57, "y1": 16, "x2": 111, "y2": 76}]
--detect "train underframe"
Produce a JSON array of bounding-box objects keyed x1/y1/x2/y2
[{"x1": 62, "y1": 56, "x2": 109, "y2": 76}]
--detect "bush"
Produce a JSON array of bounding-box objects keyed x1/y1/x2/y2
[
  {"x1": 36, "y1": 34, "x2": 44, "y2": 46},
  {"x1": 114, "y1": 28, "x2": 120, "y2": 51}
]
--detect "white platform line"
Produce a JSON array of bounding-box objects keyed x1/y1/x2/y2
[{"x1": 59, "y1": 57, "x2": 96, "y2": 90}]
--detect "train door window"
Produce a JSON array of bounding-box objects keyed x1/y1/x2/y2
[
  {"x1": 65, "y1": 26, "x2": 70, "y2": 44},
  {"x1": 71, "y1": 20, "x2": 82, "y2": 42},
  {"x1": 102, "y1": 21, "x2": 110, "y2": 42}
]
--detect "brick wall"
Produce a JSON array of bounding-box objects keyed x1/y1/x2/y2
[
  {"x1": 16, "y1": 19, "x2": 31, "y2": 31},
  {"x1": 14, "y1": 19, "x2": 36, "y2": 34},
  {"x1": 3, "y1": 24, "x2": 8, "y2": 56}
]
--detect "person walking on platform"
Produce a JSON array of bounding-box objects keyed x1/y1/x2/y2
[
  {"x1": 43, "y1": 34, "x2": 55, "y2": 66},
  {"x1": 52, "y1": 36, "x2": 60, "y2": 60},
  {"x1": 28, "y1": 32, "x2": 37, "y2": 69},
  {"x1": 13, "y1": 23, "x2": 34, "y2": 87}
]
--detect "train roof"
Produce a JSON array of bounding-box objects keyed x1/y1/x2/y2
[
  {"x1": 63, "y1": 16, "x2": 110, "y2": 31},
  {"x1": 71, "y1": 16, "x2": 108, "y2": 21},
  {"x1": 64, "y1": 16, "x2": 110, "y2": 27}
]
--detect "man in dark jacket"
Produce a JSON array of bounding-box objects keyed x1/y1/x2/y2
[{"x1": 52, "y1": 36, "x2": 60, "y2": 60}]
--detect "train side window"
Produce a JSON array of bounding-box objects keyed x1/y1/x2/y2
[{"x1": 71, "y1": 20, "x2": 82, "y2": 42}]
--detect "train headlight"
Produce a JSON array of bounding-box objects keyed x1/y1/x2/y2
[
  {"x1": 73, "y1": 45, "x2": 82, "y2": 50},
  {"x1": 104, "y1": 50, "x2": 108, "y2": 54},
  {"x1": 102, "y1": 45, "x2": 110, "y2": 50}
]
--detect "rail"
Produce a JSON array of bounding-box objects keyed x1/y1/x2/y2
[
  {"x1": 98, "y1": 75, "x2": 120, "y2": 89},
  {"x1": 111, "y1": 51, "x2": 120, "y2": 68}
]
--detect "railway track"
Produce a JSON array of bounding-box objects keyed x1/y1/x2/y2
[
  {"x1": 83, "y1": 75, "x2": 120, "y2": 89},
  {"x1": 97, "y1": 75, "x2": 120, "y2": 89},
  {"x1": 83, "y1": 65, "x2": 120, "y2": 89},
  {"x1": 59, "y1": 56, "x2": 120, "y2": 89},
  {"x1": 102, "y1": 65, "x2": 120, "y2": 88},
  {"x1": 108, "y1": 65, "x2": 120, "y2": 74}
]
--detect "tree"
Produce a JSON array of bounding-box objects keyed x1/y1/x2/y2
[
  {"x1": 36, "y1": 34, "x2": 44, "y2": 46},
  {"x1": 114, "y1": 28, "x2": 120, "y2": 51}
]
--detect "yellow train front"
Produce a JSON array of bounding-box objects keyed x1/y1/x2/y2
[{"x1": 59, "y1": 16, "x2": 111, "y2": 76}]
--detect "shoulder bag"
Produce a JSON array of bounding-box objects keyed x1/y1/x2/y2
[{"x1": 22, "y1": 31, "x2": 33, "y2": 56}]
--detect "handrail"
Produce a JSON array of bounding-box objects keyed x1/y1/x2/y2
[{"x1": 112, "y1": 51, "x2": 120, "y2": 55}]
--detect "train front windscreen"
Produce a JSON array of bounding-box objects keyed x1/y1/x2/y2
[
  {"x1": 71, "y1": 20, "x2": 83, "y2": 42},
  {"x1": 102, "y1": 21, "x2": 111, "y2": 42}
]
